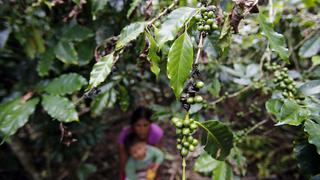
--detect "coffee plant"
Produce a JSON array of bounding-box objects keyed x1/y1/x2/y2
[{"x1": 0, "y1": 0, "x2": 320, "y2": 179}]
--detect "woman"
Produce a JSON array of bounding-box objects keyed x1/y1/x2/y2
[{"x1": 118, "y1": 107, "x2": 164, "y2": 180}]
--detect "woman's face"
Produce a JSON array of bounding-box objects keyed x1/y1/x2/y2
[{"x1": 133, "y1": 118, "x2": 151, "y2": 140}]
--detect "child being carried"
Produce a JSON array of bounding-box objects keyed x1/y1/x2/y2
[{"x1": 124, "y1": 133, "x2": 164, "y2": 180}]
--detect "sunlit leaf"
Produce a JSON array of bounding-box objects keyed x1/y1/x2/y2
[
  {"x1": 45, "y1": 73, "x2": 88, "y2": 95},
  {"x1": 0, "y1": 98, "x2": 39, "y2": 139},
  {"x1": 299, "y1": 80, "x2": 320, "y2": 96},
  {"x1": 266, "y1": 99, "x2": 310, "y2": 126},
  {"x1": 299, "y1": 35, "x2": 320, "y2": 58},
  {"x1": 54, "y1": 41, "x2": 78, "y2": 65},
  {"x1": 115, "y1": 22, "x2": 147, "y2": 50},
  {"x1": 90, "y1": 83, "x2": 117, "y2": 116},
  {"x1": 167, "y1": 32, "x2": 193, "y2": 98},
  {"x1": 88, "y1": 52, "x2": 114, "y2": 89},
  {"x1": 157, "y1": 7, "x2": 196, "y2": 48},
  {"x1": 212, "y1": 161, "x2": 233, "y2": 180},
  {"x1": 258, "y1": 12, "x2": 289, "y2": 61},
  {"x1": 146, "y1": 32, "x2": 160, "y2": 78},
  {"x1": 194, "y1": 152, "x2": 220, "y2": 173},
  {"x1": 42, "y1": 95, "x2": 78, "y2": 122}
]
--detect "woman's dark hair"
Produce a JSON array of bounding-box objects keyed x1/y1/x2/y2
[
  {"x1": 130, "y1": 106, "x2": 152, "y2": 125},
  {"x1": 124, "y1": 133, "x2": 144, "y2": 153}
]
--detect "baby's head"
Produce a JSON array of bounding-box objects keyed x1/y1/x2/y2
[{"x1": 124, "y1": 133, "x2": 147, "y2": 160}]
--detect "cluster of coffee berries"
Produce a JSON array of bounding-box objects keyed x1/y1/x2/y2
[
  {"x1": 195, "y1": 5, "x2": 218, "y2": 33},
  {"x1": 264, "y1": 62, "x2": 301, "y2": 99},
  {"x1": 180, "y1": 64, "x2": 205, "y2": 110},
  {"x1": 171, "y1": 116, "x2": 198, "y2": 157}
]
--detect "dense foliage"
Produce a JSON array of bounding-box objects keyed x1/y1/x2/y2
[{"x1": 0, "y1": 0, "x2": 320, "y2": 179}]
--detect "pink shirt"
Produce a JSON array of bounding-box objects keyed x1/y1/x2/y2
[{"x1": 118, "y1": 123, "x2": 163, "y2": 145}]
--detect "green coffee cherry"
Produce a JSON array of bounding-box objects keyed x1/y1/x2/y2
[
  {"x1": 177, "y1": 144, "x2": 182, "y2": 150},
  {"x1": 194, "y1": 95, "x2": 203, "y2": 103},
  {"x1": 189, "y1": 145, "x2": 195, "y2": 152},
  {"x1": 196, "y1": 81, "x2": 204, "y2": 89},
  {"x1": 175, "y1": 121, "x2": 183, "y2": 128},
  {"x1": 206, "y1": 19, "x2": 214, "y2": 25},
  {"x1": 187, "y1": 97, "x2": 194, "y2": 104},
  {"x1": 200, "y1": 6, "x2": 206, "y2": 12},
  {"x1": 187, "y1": 136, "x2": 193, "y2": 142},
  {"x1": 192, "y1": 139, "x2": 198, "y2": 146},
  {"x1": 212, "y1": 23, "x2": 218, "y2": 29},
  {"x1": 181, "y1": 148, "x2": 188, "y2": 157},
  {"x1": 204, "y1": 24, "x2": 211, "y2": 31},
  {"x1": 183, "y1": 119, "x2": 191, "y2": 127},
  {"x1": 176, "y1": 129, "x2": 182, "y2": 135},
  {"x1": 195, "y1": 14, "x2": 202, "y2": 21},
  {"x1": 190, "y1": 123, "x2": 198, "y2": 130},
  {"x1": 183, "y1": 141, "x2": 189, "y2": 147},
  {"x1": 208, "y1": 11, "x2": 214, "y2": 17},
  {"x1": 171, "y1": 117, "x2": 179, "y2": 124},
  {"x1": 182, "y1": 128, "x2": 190, "y2": 135},
  {"x1": 198, "y1": 25, "x2": 204, "y2": 31}
]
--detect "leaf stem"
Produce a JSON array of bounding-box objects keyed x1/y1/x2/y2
[{"x1": 182, "y1": 157, "x2": 186, "y2": 180}]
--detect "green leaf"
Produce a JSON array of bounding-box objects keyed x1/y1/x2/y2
[
  {"x1": 212, "y1": 161, "x2": 233, "y2": 180},
  {"x1": 76, "y1": 39, "x2": 95, "y2": 66},
  {"x1": 312, "y1": 55, "x2": 320, "y2": 66},
  {"x1": 194, "y1": 152, "x2": 220, "y2": 173},
  {"x1": 88, "y1": 52, "x2": 114, "y2": 89},
  {"x1": 304, "y1": 120, "x2": 320, "y2": 155},
  {"x1": 156, "y1": 7, "x2": 196, "y2": 48},
  {"x1": 266, "y1": 99, "x2": 310, "y2": 126},
  {"x1": 118, "y1": 85, "x2": 129, "y2": 112},
  {"x1": 42, "y1": 95, "x2": 78, "y2": 122},
  {"x1": 115, "y1": 22, "x2": 147, "y2": 50},
  {"x1": 258, "y1": 12, "x2": 289, "y2": 62},
  {"x1": 200, "y1": 120, "x2": 234, "y2": 160},
  {"x1": 77, "y1": 163, "x2": 97, "y2": 180},
  {"x1": 63, "y1": 25, "x2": 94, "y2": 42},
  {"x1": 0, "y1": 98, "x2": 39, "y2": 139},
  {"x1": 294, "y1": 140, "x2": 320, "y2": 175},
  {"x1": 45, "y1": 73, "x2": 88, "y2": 95},
  {"x1": 167, "y1": 32, "x2": 194, "y2": 98},
  {"x1": 54, "y1": 41, "x2": 78, "y2": 65},
  {"x1": 146, "y1": 32, "x2": 160, "y2": 78},
  {"x1": 219, "y1": 15, "x2": 232, "y2": 53},
  {"x1": 208, "y1": 78, "x2": 221, "y2": 97},
  {"x1": 91, "y1": 83, "x2": 117, "y2": 116},
  {"x1": 127, "y1": 0, "x2": 141, "y2": 18},
  {"x1": 91, "y1": 0, "x2": 109, "y2": 19},
  {"x1": 37, "y1": 48, "x2": 55, "y2": 77},
  {"x1": 299, "y1": 80, "x2": 320, "y2": 96},
  {"x1": 299, "y1": 35, "x2": 320, "y2": 58}
]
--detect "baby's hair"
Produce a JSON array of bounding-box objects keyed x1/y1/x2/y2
[
  {"x1": 124, "y1": 133, "x2": 144, "y2": 153},
  {"x1": 130, "y1": 106, "x2": 152, "y2": 125}
]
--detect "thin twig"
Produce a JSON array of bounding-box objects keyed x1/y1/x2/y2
[
  {"x1": 208, "y1": 85, "x2": 252, "y2": 107},
  {"x1": 195, "y1": 32, "x2": 205, "y2": 64},
  {"x1": 147, "y1": 0, "x2": 179, "y2": 26},
  {"x1": 245, "y1": 119, "x2": 269, "y2": 135}
]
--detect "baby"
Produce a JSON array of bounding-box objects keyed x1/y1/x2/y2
[{"x1": 124, "y1": 133, "x2": 164, "y2": 180}]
